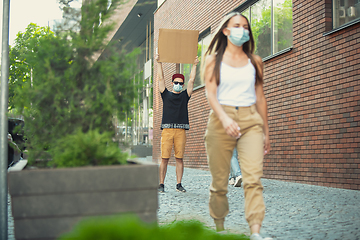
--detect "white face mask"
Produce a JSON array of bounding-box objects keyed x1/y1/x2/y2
[
  {"x1": 173, "y1": 83, "x2": 183, "y2": 92},
  {"x1": 227, "y1": 27, "x2": 250, "y2": 46}
]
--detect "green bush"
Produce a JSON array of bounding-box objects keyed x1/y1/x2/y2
[
  {"x1": 59, "y1": 214, "x2": 249, "y2": 240},
  {"x1": 48, "y1": 129, "x2": 128, "y2": 168}
]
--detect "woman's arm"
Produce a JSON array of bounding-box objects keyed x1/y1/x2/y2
[
  {"x1": 254, "y1": 55, "x2": 270, "y2": 155},
  {"x1": 204, "y1": 55, "x2": 241, "y2": 139}
]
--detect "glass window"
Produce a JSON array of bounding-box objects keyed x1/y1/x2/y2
[
  {"x1": 333, "y1": 0, "x2": 360, "y2": 29},
  {"x1": 241, "y1": 0, "x2": 292, "y2": 58},
  {"x1": 181, "y1": 33, "x2": 212, "y2": 88},
  {"x1": 242, "y1": 8, "x2": 250, "y2": 19},
  {"x1": 274, "y1": 0, "x2": 293, "y2": 52},
  {"x1": 251, "y1": 0, "x2": 272, "y2": 58}
]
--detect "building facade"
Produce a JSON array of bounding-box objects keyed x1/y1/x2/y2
[
  {"x1": 152, "y1": 0, "x2": 360, "y2": 190},
  {"x1": 99, "y1": 0, "x2": 157, "y2": 149}
]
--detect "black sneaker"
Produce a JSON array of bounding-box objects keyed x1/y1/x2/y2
[
  {"x1": 158, "y1": 184, "x2": 165, "y2": 193},
  {"x1": 176, "y1": 183, "x2": 186, "y2": 192}
]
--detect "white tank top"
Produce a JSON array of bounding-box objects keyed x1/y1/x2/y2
[{"x1": 217, "y1": 59, "x2": 256, "y2": 107}]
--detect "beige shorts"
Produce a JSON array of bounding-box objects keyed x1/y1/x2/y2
[{"x1": 161, "y1": 128, "x2": 186, "y2": 159}]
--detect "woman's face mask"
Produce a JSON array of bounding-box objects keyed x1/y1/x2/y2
[{"x1": 227, "y1": 27, "x2": 250, "y2": 47}]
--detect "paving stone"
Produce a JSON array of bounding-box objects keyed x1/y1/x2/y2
[
  {"x1": 8, "y1": 164, "x2": 360, "y2": 239},
  {"x1": 158, "y1": 165, "x2": 360, "y2": 239}
]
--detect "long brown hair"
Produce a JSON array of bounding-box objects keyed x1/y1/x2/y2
[{"x1": 204, "y1": 12, "x2": 263, "y2": 86}]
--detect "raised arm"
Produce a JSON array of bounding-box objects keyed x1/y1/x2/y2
[
  {"x1": 155, "y1": 53, "x2": 165, "y2": 93},
  {"x1": 204, "y1": 55, "x2": 241, "y2": 139},
  {"x1": 186, "y1": 56, "x2": 199, "y2": 97}
]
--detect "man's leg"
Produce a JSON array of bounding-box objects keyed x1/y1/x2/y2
[
  {"x1": 230, "y1": 149, "x2": 242, "y2": 187},
  {"x1": 175, "y1": 158, "x2": 184, "y2": 184},
  {"x1": 160, "y1": 129, "x2": 174, "y2": 192},
  {"x1": 159, "y1": 158, "x2": 169, "y2": 184},
  {"x1": 174, "y1": 129, "x2": 186, "y2": 192},
  {"x1": 230, "y1": 149, "x2": 241, "y2": 177},
  {"x1": 230, "y1": 148, "x2": 240, "y2": 178},
  {"x1": 175, "y1": 157, "x2": 186, "y2": 192}
]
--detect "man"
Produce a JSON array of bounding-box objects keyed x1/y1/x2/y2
[{"x1": 155, "y1": 53, "x2": 199, "y2": 193}]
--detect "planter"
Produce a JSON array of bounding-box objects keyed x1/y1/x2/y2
[{"x1": 8, "y1": 160, "x2": 158, "y2": 240}]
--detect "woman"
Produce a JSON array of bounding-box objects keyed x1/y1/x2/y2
[{"x1": 203, "y1": 12, "x2": 271, "y2": 240}]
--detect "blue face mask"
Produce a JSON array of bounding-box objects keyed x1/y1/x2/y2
[
  {"x1": 173, "y1": 84, "x2": 183, "y2": 92},
  {"x1": 227, "y1": 27, "x2": 250, "y2": 47}
]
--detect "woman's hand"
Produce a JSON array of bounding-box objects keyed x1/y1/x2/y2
[
  {"x1": 221, "y1": 115, "x2": 241, "y2": 139},
  {"x1": 264, "y1": 134, "x2": 270, "y2": 155}
]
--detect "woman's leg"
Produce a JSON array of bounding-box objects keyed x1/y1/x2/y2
[
  {"x1": 206, "y1": 139, "x2": 235, "y2": 230},
  {"x1": 205, "y1": 110, "x2": 236, "y2": 231},
  {"x1": 237, "y1": 125, "x2": 265, "y2": 229}
]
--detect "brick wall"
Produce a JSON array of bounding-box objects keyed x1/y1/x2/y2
[{"x1": 153, "y1": 0, "x2": 360, "y2": 190}]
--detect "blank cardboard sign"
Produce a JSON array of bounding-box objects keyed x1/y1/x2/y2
[{"x1": 158, "y1": 28, "x2": 199, "y2": 64}]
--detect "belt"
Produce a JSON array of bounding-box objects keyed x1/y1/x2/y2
[{"x1": 225, "y1": 104, "x2": 256, "y2": 113}]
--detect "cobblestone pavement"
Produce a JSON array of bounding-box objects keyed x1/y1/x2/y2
[
  {"x1": 8, "y1": 164, "x2": 360, "y2": 240},
  {"x1": 158, "y1": 165, "x2": 360, "y2": 240}
]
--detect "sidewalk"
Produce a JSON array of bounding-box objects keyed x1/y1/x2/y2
[
  {"x1": 8, "y1": 161, "x2": 360, "y2": 239},
  {"x1": 158, "y1": 165, "x2": 360, "y2": 240}
]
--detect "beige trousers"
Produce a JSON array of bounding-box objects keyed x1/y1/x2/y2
[{"x1": 204, "y1": 104, "x2": 265, "y2": 227}]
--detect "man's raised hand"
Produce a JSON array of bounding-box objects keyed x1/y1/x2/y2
[
  {"x1": 155, "y1": 53, "x2": 160, "y2": 62},
  {"x1": 194, "y1": 56, "x2": 199, "y2": 66}
]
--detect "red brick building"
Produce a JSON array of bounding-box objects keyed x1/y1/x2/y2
[{"x1": 152, "y1": 0, "x2": 360, "y2": 190}]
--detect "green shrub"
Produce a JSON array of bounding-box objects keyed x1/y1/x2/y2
[
  {"x1": 59, "y1": 214, "x2": 249, "y2": 240},
  {"x1": 49, "y1": 129, "x2": 128, "y2": 168}
]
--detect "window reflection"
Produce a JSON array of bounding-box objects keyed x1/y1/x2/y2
[
  {"x1": 333, "y1": 0, "x2": 360, "y2": 29},
  {"x1": 251, "y1": 0, "x2": 272, "y2": 58},
  {"x1": 274, "y1": 0, "x2": 293, "y2": 52},
  {"x1": 242, "y1": 8, "x2": 250, "y2": 19},
  {"x1": 242, "y1": 0, "x2": 292, "y2": 58}
]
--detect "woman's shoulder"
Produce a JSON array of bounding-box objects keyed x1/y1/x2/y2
[
  {"x1": 205, "y1": 54, "x2": 216, "y2": 67},
  {"x1": 205, "y1": 54, "x2": 216, "y2": 61}
]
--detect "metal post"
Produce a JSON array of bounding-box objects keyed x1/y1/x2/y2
[{"x1": 0, "y1": 0, "x2": 10, "y2": 238}]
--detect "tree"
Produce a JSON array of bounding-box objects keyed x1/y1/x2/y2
[
  {"x1": 250, "y1": 0, "x2": 293, "y2": 58},
  {"x1": 9, "y1": 23, "x2": 54, "y2": 110},
  {"x1": 274, "y1": 0, "x2": 293, "y2": 51},
  {"x1": 11, "y1": 0, "x2": 140, "y2": 163}
]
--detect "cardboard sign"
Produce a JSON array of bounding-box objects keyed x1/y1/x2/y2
[{"x1": 158, "y1": 28, "x2": 199, "y2": 64}]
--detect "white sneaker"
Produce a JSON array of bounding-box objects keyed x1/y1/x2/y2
[
  {"x1": 228, "y1": 178, "x2": 235, "y2": 185},
  {"x1": 250, "y1": 233, "x2": 273, "y2": 240},
  {"x1": 234, "y1": 175, "x2": 242, "y2": 187}
]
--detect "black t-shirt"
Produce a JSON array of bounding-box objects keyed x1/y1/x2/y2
[{"x1": 161, "y1": 88, "x2": 191, "y2": 130}]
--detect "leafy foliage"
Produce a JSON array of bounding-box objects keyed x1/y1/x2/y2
[
  {"x1": 59, "y1": 214, "x2": 250, "y2": 240},
  {"x1": 49, "y1": 129, "x2": 128, "y2": 167},
  {"x1": 250, "y1": 0, "x2": 293, "y2": 58},
  {"x1": 8, "y1": 24, "x2": 54, "y2": 110},
  {"x1": 10, "y1": 0, "x2": 140, "y2": 164}
]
